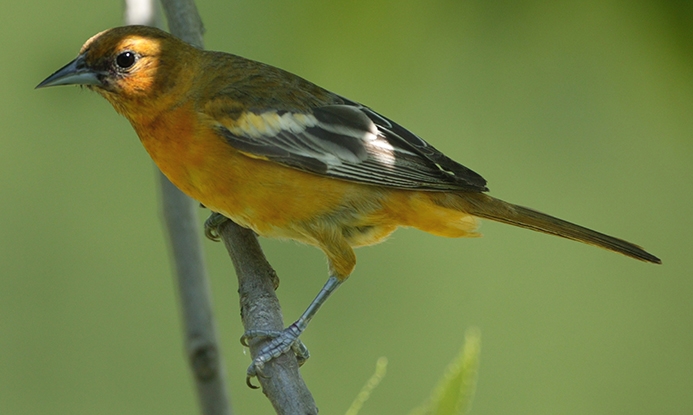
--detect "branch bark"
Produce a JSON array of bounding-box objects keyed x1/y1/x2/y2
[
  {"x1": 158, "y1": 176, "x2": 232, "y2": 415},
  {"x1": 154, "y1": 0, "x2": 317, "y2": 413},
  {"x1": 124, "y1": 1, "x2": 231, "y2": 414},
  {"x1": 159, "y1": 0, "x2": 205, "y2": 47},
  {"x1": 217, "y1": 220, "x2": 318, "y2": 414}
]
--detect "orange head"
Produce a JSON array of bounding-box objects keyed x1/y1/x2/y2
[{"x1": 37, "y1": 26, "x2": 196, "y2": 117}]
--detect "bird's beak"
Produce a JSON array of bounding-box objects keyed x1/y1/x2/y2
[{"x1": 36, "y1": 54, "x2": 102, "y2": 89}]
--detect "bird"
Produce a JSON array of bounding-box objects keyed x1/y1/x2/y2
[{"x1": 37, "y1": 25, "x2": 660, "y2": 384}]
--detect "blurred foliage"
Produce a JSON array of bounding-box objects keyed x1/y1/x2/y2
[
  {"x1": 2, "y1": 1, "x2": 691, "y2": 414},
  {"x1": 410, "y1": 328, "x2": 481, "y2": 415},
  {"x1": 345, "y1": 357, "x2": 389, "y2": 415},
  {"x1": 346, "y1": 329, "x2": 480, "y2": 415}
]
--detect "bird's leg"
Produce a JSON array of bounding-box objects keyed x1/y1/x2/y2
[
  {"x1": 243, "y1": 275, "x2": 342, "y2": 386},
  {"x1": 204, "y1": 212, "x2": 229, "y2": 241}
]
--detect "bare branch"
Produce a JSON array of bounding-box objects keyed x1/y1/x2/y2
[
  {"x1": 158, "y1": 176, "x2": 232, "y2": 415},
  {"x1": 156, "y1": 0, "x2": 317, "y2": 413},
  {"x1": 124, "y1": 0, "x2": 231, "y2": 414},
  {"x1": 159, "y1": 0, "x2": 204, "y2": 48},
  {"x1": 217, "y1": 220, "x2": 318, "y2": 415}
]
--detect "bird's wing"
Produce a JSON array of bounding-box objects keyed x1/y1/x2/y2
[{"x1": 213, "y1": 100, "x2": 488, "y2": 192}]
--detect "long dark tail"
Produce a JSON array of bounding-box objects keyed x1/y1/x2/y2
[{"x1": 450, "y1": 193, "x2": 660, "y2": 264}]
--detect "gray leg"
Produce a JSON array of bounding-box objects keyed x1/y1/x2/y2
[{"x1": 243, "y1": 275, "x2": 342, "y2": 385}]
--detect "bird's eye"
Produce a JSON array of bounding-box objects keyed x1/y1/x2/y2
[{"x1": 115, "y1": 51, "x2": 137, "y2": 69}]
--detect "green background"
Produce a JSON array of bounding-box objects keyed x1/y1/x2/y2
[{"x1": 2, "y1": 1, "x2": 691, "y2": 414}]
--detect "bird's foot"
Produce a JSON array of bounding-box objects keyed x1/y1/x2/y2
[
  {"x1": 204, "y1": 212, "x2": 229, "y2": 241},
  {"x1": 241, "y1": 324, "x2": 310, "y2": 388}
]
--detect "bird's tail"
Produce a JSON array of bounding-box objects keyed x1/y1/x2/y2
[{"x1": 446, "y1": 192, "x2": 661, "y2": 264}]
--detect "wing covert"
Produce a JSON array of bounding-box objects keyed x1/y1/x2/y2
[{"x1": 214, "y1": 102, "x2": 488, "y2": 192}]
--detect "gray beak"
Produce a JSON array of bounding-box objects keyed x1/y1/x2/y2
[{"x1": 36, "y1": 54, "x2": 103, "y2": 89}]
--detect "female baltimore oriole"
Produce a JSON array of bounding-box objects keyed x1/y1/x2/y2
[{"x1": 37, "y1": 25, "x2": 660, "y2": 382}]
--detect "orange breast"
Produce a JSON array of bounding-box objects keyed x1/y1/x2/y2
[{"x1": 132, "y1": 103, "x2": 365, "y2": 239}]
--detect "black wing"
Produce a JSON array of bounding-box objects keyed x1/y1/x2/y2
[{"x1": 214, "y1": 99, "x2": 487, "y2": 192}]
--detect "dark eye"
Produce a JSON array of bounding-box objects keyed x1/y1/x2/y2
[{"x1": 115, "y1": 51, "x2": 137, "y2": 69}]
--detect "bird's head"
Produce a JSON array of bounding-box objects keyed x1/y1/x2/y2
[{"x1": 37, "y1": 26, "x2": 194, "y2": 115}]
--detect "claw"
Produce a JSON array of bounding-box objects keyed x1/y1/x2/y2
[
  {"x1": 204, "y1": 212, "x2": 228, "y2": 241},
  {"x1": 246, "y1": 375, "x2": 260, "y2": 389},
  {"x1": 240, "y1": 329, "x2": 282, "y2": 347},
  {"x1": 242, "y1": 325, "x2": 310, "y2": 386},
  {"x1": 292, "y1": 339, "x2": 310, "y2": 366},
  {"x1": 241, "y1": 276, "x2": 342, "y2": 388},
  {"x1": 245, "y1": 358, "x2": 268, "y2": 389}
]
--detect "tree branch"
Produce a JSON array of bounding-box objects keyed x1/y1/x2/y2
[
  {"x1": 124, "y1": 0, "x2": 231, "y2": 414},
  {"x1": 159, "y1": 0, "x2": 205, "y2": 48},
  {"x1": 217, "y1": 220, "x2": 318, "y2": 414},
  {"x1": 156, "y1": 0, "x2": 318, "y2": 413},
  {"x1": 158, "y1": 176, "x2": 232, "y2": 415}
]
